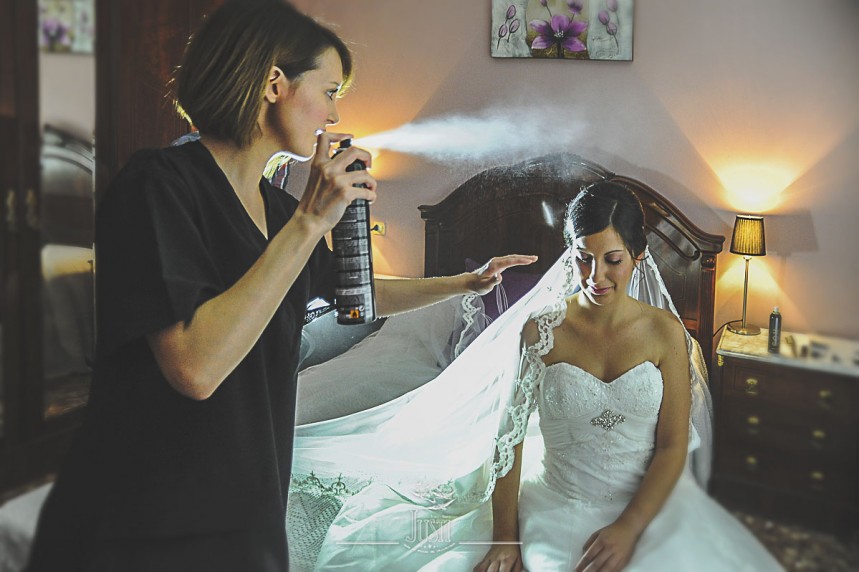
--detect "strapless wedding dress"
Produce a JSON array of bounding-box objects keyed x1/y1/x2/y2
[{"x1": 518, "y1": 360, "x2": 783, "y2": 571}]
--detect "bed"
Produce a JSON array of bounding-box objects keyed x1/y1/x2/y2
[{"x1": 419, "y1": 153, "x2": 725, "y2": 366}]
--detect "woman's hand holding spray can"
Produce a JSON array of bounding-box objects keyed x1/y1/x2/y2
[{"x1": 331, "y1": 139, "x2": 376, "y2": 325}]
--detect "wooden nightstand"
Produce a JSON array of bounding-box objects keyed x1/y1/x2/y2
[{"x1": 712, "y1": 329, "x2": 859, "y2": 534}]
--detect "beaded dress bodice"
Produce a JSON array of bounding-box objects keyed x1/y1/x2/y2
[{"x1": 537, "y1": 360, "x2": 664, "y2": 504}]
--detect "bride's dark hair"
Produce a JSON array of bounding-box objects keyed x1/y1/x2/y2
[{"x1": 564, "y1": 181, "x2": 647, "y2": 259}]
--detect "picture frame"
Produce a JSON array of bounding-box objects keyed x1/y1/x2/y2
[
  {"x1": 491, "y1": 0, "x2": 633, "y2": 61},
  {"x1": 39, "y1": 0, "x2": 95, "y2": 54}
]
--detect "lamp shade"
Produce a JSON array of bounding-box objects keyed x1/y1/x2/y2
[{"x1": 730, "y1": 215, "x2": 766, "y2": 256}]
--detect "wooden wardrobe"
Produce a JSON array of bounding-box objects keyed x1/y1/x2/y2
[{"x1": 0, "y1": 0, "x2": 225, "y2": 499}]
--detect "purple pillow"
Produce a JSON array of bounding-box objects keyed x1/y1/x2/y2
[{"x1": 465, "y1": 258, "x2": 541, "y2": 321}]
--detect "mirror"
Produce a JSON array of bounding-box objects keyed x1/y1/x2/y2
[{"x1": 37, "y1": 0, "x2": 96, "y2": 419}]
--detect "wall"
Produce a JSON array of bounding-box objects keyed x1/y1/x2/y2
[
  {"x1": 292, "y1": 0, "x2": 859, "y2": 339},
  {"x1": 39, "y1": 52, "x2": 95, "y2": 141}
]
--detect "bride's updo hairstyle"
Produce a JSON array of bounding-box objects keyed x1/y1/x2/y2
[{"x1": 564, "y1": 181, "x2": 647, "y2": 260}]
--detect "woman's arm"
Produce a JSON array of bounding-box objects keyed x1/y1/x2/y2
[
  {"x1": 147, "y1": 132, "x2": 375, "y2": 400},
  {"x1": 473, "y1": 441, "x2": 525, "y2": 572},
  {"x1": 575, "y1": 316, "x2": 692, "y2": 572},
  {"x1": 375, "y1": 255, "x2": 537, "y2": 317},
  {"x1": 474, "y1": 320, "x2": 542, "y2": 572}
]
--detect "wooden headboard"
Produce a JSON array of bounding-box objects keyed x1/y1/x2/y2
[{"x1": 419, "y1": 153, "x2": 724, "y2": 364}]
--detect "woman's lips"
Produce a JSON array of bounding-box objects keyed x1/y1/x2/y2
[{"x1": 589, "y1": 285, "x2": 612, "y2": 295}]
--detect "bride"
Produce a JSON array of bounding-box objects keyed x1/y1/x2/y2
[
  {"x1": 288, "y1": 183, "x2": 783, "y2": 571},
  {"x1": 473, "y1": 184, "x2": 782, "y2": 572}
]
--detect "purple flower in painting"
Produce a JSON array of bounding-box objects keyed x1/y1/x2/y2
[
  {"x1": 41, "y1": 17, "x2": 71, "y2": 50},
  {"x1": 538, "y1": 0, "x2": 554, "y2": 20},
  {"x1": 607, "y1": 0, "x2": 623, "y2": 30},
  {"x1": 596, "y1": 4, "x2": 621, "y2": 52},
  {"x1": 597, "y1": 0, "x2": 620, "y2": 53},
  {"x1": 497, "y1": 4, "x2": 522, "y2": 51},
  {"x1": 567, "y1": 0, "x2": 584, "y2": 14},
  {"x1": 530, "y1": 14, "x2": 588, "y2": 56}
]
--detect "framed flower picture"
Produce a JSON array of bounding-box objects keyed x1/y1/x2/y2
[
  {"x1": 491, "y1": 0, "x2": 633, "y2": 61},
  {"x1": 39, "y1": 0, "x2": 95, "y2": 54}
]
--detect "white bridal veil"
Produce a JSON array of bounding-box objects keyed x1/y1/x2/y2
[{"x1": 287, "y1": 247, "x2": 713, "y2": 571}]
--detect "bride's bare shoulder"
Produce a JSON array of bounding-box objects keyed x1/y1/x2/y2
[
  {"x1": 521, "y1": 318, "x2": 540, "y2": 347},
  {"x1": 520, "y1": 297, "x2": 571, "y2": 347},
  {"x1": 638, "y1": 303, "x2": 686, "y2": 345}
]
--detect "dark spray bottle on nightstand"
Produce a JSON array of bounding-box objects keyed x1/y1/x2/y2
[
  {"x1": 331, "y1": 139, "x2": 376, "y2": 325},
  {"x1": 768, "y1": 307, "x2": 782, "y2": 353}
]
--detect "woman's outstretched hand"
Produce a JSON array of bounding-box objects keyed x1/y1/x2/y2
[
  {"x1": 473, "y1": 544, "x2": 525, "y2": 572},
  {"x1": 575, "y1": 520, "x2": 640, "y2": 572},
  {"x1": 469, "y1": 255, "x2": 539, "y2": 296},
  {"x1": 295, "y1": 131, "x2": 377, "y2": 237}
]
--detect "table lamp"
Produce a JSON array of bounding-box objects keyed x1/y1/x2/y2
[{"x1": 727, "y1": 215, "x2": 766, "y2": 335}]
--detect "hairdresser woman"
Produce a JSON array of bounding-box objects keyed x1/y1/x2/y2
[{"x1": 25, "y1": 1, "x2": 533, "y2": 571}]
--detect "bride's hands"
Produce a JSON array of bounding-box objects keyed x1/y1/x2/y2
[
  {"x1": 473, "y1": 544, "x2": 525, "y2": 572},
  {"x1": 575, "y1": 520, "x2": 640, "y2": 572},
  {"x1": 294, "y1": 131, "x2": 377, "y2": 237},
  {"x1": 469, "y1": 255, "x2": 539, "y2": 296}
]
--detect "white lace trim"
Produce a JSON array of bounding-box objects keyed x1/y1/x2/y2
[
  {"x1": 454, "y1": 293, "x2": 480, "y2": 358},
  {"x1": 491, "y1": 299, "x2": 567, "y2": 485}
]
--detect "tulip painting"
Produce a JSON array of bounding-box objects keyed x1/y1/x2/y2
[{"x1": 491, "y1": 0, "x2": 633, "y2": 61}]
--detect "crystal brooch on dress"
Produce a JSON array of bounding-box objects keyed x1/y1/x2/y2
[{"x1": 590, "y1": 409, "x2": 626, "y2": 431}]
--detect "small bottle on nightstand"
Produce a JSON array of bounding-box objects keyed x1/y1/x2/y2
[{"x1": 768, "y1": 307, "x2": 782, "y2": 353}]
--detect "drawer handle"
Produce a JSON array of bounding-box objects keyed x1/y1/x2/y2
[
  {"x1": 746, "y1": 415, "x2": 760, "y2": 435},
  {"x1": 744, "y1": 455, "x2": 758, "y2": 471},
  {"x1": 818, "y1": 389, "x2": 833, "y2": 408},
  {"x1": 810, "y1": 428, "x2": 827, "y2": 449},
  {"x1": 25, "y1": 188, "x2": 39, "y2": 230},
  {"x1": 5, "y1": 189, "x2": 16, "y2": 233},
  {"x1": 744, "y1": 378, "x2": 759, "y2": 395},
  {"x1": 809, "y1": 470, "x2": 826, "y2": 492}
]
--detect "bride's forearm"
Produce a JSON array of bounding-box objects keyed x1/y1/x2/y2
[
  {"x1": 615, "y1": 445, "x2": 686, "y2": 535},
  {"x1": 491, "y1": 442, "x2": 524, "y2": 541}
]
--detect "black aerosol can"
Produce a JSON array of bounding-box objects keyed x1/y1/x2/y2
[
  {"x1": 331, "y1": 139, "x2": 376, "y2": 324},
  {"x1": 768, "y1": 306, "x2": 782, "y2": 354}
]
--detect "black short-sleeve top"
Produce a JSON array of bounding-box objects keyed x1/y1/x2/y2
[{"x1": 81, "y1": 140, "x2": 335, "y2": 538}]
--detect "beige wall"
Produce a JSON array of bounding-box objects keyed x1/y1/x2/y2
[
  {"x1": 39, "y1": 52, "x2": 95, "y2": 141},
  {"x1": 292, "y1": 0, "x2": 859, "y2": 340}
]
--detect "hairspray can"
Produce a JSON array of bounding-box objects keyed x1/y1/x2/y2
[
  {"x1": 331, "y1": 139, "x2": 376, "y2": 325},
  {"x1": 768, "y1": 306, "x2": 782, "y2": 353}
]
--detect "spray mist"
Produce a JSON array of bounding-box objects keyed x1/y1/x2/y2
[{"x1": 331, "y1": 139, "x2": 377, "y2": 325}]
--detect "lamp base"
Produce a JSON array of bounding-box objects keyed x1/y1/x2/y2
[{"x1": 727, "y1": 321, "x2": 761, "y2": 336}]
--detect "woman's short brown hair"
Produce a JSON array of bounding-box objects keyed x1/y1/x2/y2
[{"x1": 175, "y1": 0, "x2": 353, "y2": 148}]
